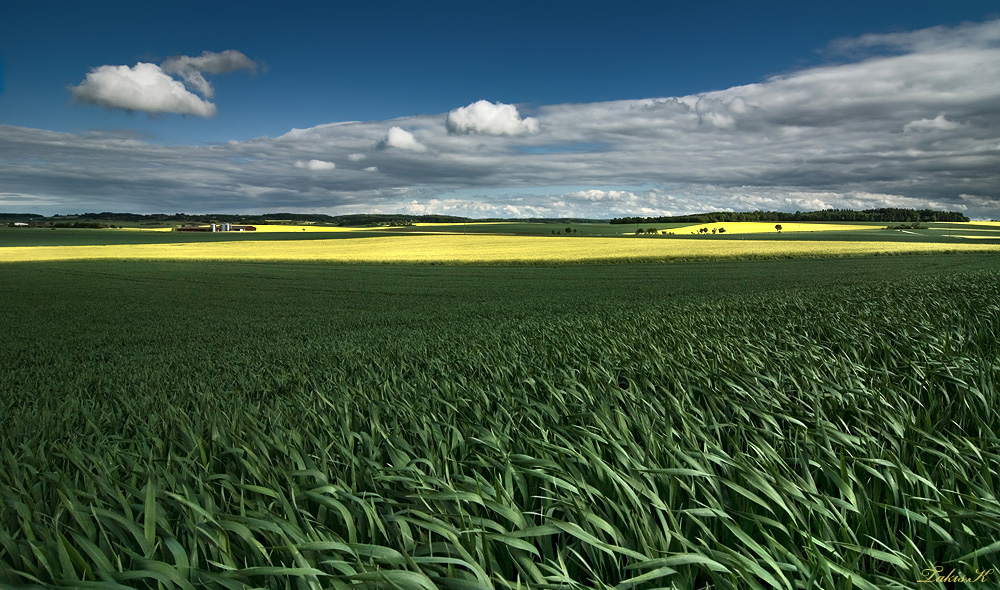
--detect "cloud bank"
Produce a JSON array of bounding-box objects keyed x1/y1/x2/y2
[
  {"x1": 17, "y1": 21, "x2": 1000, "y2": 218},
  {"x1": 70, "y1": 50, "x2": 257, "y2": 116}
]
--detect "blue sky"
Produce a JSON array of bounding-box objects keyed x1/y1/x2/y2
[{"x1": 1, "y1": 1, "x2": 999, "y2": 217}]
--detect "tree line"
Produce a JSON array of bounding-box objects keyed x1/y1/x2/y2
[
  {"x1": 611, "y1": 208, "x2": 969, "y2": 224},
  {"x1": 0, "y1": 213, "x2": 45, "y2": 220}
]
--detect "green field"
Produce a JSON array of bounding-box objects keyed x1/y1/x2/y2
[
  {"x1": 2, "y1": 254, "x2": 1000, "y2": 589},
  {"x1": 0, "y1": 227, "x2": 390, "y2": 247}
]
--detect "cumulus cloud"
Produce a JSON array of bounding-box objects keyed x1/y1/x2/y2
[
  {"x1": 364, "y1": 166, "x2": 379, "y2": 172},
  {"x1": 69, "y1": 63, "x2": 217, "y2": 117},
  {"x1": 446, "y1": 100, "x2": 540, "y2": 135},
  {"x1": 161, "y1": 50, "x2": 257, "y2": 98},
  {"x1": 348, "y1": 153, "x2": 367, "y2": 161},
  {"x1": 295, "y1": 159, "x2": 336, "y2": 170},
  {"x1": 70, "y1": 49, "x2": 255, "y2": 116},
  {"x1": 376, "y1": 127, "x2": 428, "y2": 152}
]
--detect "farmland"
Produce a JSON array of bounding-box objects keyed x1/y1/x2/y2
[
  {"x1": 661, "y1": 222, "x2": 881, "y2": 235},
  {"x1": 3, "y1": 222, "x2": 1000, "y2": 264},
  {"x1": 2, "y1": 253, "x2": 1000, "y2": 589}
]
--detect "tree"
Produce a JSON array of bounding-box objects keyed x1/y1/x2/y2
[
  {"x1": 636, "y1": 228, "x2": 644, "y2": 234},
  {"x1": 775, "y1": 224, "x2": 782, "y2": 233},
  {"x1": 711, "y1": 228, "x2": 717, "y2": 234},
  {"x1": 718, "y1": 227, "x2": 726, "y2": 234}
]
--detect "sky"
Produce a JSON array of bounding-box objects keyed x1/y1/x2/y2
[{"x1": 1, "y1": 1, "x2": 999, "y2": 219}]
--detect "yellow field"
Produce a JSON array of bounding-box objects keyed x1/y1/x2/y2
[
  {"x1": 4, "y1": 234, "x2": 1000, "y2": 264},
  {"x1": 116, "y1": 224, "x2": 472, "y2": 233},
  {"x1": 116, "y1": 225, "x2": 359, "y2": 233},
  {"x1": 669, "y1": 222, "x2": 880, "y2": 235},
  {"x1": 240, "y1": 225, "x2": 358, "y2": 233}
]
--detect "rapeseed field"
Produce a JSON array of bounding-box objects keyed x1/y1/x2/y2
[
  {"x1": 4, "y1": 233, "x2": 1000, "y2": 263},
  {"x1": 669, "y1": 222, "x2": 881, "y2": 234}
]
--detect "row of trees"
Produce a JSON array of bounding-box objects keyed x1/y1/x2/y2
[
  {"x1": 0, "y1": 213, "x2": 44, "y2": 221},
  {"x1": 50, "y1": 221, "x2": 113, "y2": 228},
  {"x1": 612, "y1": 208, "x2": 969, "y2": 224}
]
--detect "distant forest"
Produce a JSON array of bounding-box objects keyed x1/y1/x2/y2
[
  {"x1": 611, "y1": 208, "x2": 970, "y2": 224},
  {"x1": 0, "y1": 213, "x2": 45, "y2": 220}
]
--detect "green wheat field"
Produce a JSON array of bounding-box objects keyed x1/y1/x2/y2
[{"x1": 2, "y1": 254, "x2": 999, "y2": 589}]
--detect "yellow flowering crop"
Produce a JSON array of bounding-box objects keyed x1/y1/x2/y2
[
  {"x1": 669, "y1": 222, "x2": 880, "y2": 234},
  {"x1": 4, "y1": 234, "x2": 1000, "y2": 264},
  {"x1": 115, "y1": 224, "x2": 466, "y2": 233},
  {"x1": 239, "y1": 225, "x2": 358, "y2": 233}
]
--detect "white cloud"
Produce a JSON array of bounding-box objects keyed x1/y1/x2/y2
[
  {"x1": 829, "y1": 19, "x2": 1000, "y2": 55},
  {"x1": 569, "y1": 189, "x2": 638, "y2": 203},
  {"x1": 904, "y1": 114, "x2": 963, "y2": 133},
  {"x1": 70, "y1": 50, "x2": 254, "y2": 115},
  {"x1": 348, "y1": 153, "x2": 367, "y2": 161},
  {"x1": 70, "y1": 63, "x2": 216, "y2": 117},
  {"x1": 161, "y1": 50, "x2": 257, "y2": 98},
  {"x1": 364, "y1": 166, "x2": 379, "y2": 172},
  {"x1": 295, "y1": 159, "x2": 336, "y2": 170},
  {"x1": 376, "y1": 127, "x2": 428, "y2": 152},
  {"x1": 446, "y1": 100, "x2": 540, "y2": 135},
  {"x1": 387, "y1": 198, "x2": 554, "y2": 218}
]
